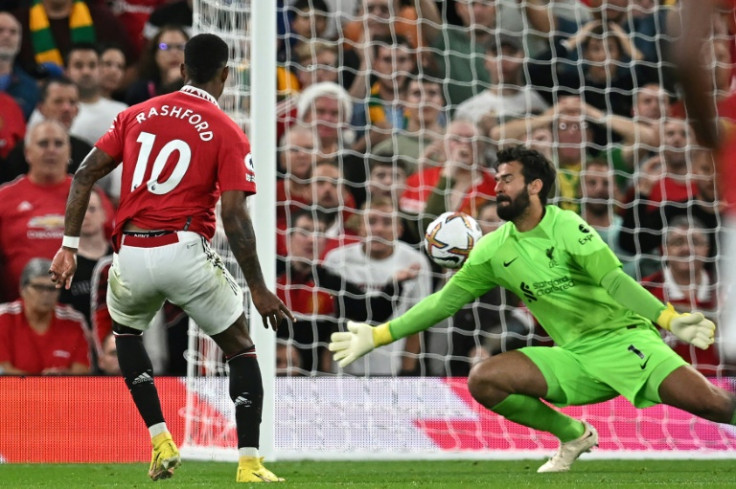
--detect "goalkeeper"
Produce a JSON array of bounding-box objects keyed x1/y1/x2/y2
[{"x1": 330, "y1": 145, "x2": 733, "y2": 473}]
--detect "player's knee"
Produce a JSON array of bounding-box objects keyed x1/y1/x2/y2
[{"x1": 467, "y1": 357, "x2": 504, "y2": 403}]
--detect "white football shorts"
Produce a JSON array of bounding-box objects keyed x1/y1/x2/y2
[{"x1": 107, "y1": 230, "x2": 244, "y2": 335}]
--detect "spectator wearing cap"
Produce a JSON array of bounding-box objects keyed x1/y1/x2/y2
[
  {"x1": 454, "y1": 34, "x2": 548, "y2": 133},
  {"x1": 0, "y1": 257, "x2": 91, "y2": 375}
]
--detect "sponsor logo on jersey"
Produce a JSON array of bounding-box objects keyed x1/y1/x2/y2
[
  {"x1": 529, "y1": 276, "x2": 574, "y2": 297},
  {"x1": 578, "y1": 234, "x2": 594, "y2": 245},
  {"x1": 520, "y1": 282, "x2": 537, "y2": 302}
]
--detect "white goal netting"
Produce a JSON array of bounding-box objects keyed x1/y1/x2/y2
[{"x1": 182, "y1": 0, "x2": 736, "y2": 460}]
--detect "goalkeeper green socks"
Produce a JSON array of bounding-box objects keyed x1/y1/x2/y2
[{"x1": 491, "y1": 394, "x2": 585, "y2": 442}]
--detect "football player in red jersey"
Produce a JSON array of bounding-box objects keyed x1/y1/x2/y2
[
  {"x1": 670, "y1": 0, "x2": 736, "y2": 365},
  {"x1": 49, "y1": 33, "x2": 294, "y2": 483}
]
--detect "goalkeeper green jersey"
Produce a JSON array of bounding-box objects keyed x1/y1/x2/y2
[
  {"x1": 451, "y1": 205, "x2": 648, "y2": 346},
  {"x1": 390, "y1": 205, "x2": 661, "y2": 347}
]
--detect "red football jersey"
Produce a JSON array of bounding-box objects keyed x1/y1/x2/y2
[
  {"x1": 0, "y1": 176, "x2": 71, "y2": 301},
  {"x1": 0, "y1": 300, "x2": 90, "y2": 374},
  {"x1": 96, "y1": 85, "x2": 256, "y2": 248}
]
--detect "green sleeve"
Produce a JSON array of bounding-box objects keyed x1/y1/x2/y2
[
  {"x1": 601, "y1": 268, "x2": 666, "y2": 321},
  {"x1": 388, "y1": 281, "x2": 476, "y2": 340}
]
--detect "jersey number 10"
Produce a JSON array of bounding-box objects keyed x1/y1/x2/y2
[{"x1": 132, "y1": 131, "x2": 192, "y2": 194}]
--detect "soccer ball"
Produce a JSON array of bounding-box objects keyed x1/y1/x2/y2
[{"x1": 424, "y1": 212, "x2": 483, "y2": 269}]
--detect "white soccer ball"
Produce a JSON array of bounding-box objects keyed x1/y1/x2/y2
[{"x1": 424, "y1": 212, "x2": 483, "y2": 269}]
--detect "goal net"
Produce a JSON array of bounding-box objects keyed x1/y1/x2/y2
[{"x1": 182, "y1": 0, "x2": 736, "y2": 460}]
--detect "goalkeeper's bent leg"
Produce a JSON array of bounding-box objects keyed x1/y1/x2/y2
[
  {"x1": 227, "y1": 346, "x2": 264, "y2": 449},
  {"x1": 468, "y1": 351, "x2": 584, "y2": 442},
  {"x1": 115, "y1": 326, "x2": 166, "y2": 429},
  {"x1": 490, "y1": 394, "x2": 584, "y2": 442}
]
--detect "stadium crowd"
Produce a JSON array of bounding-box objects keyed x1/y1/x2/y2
[{"x1": 0, "y1": 0, "x2": 733, "y2": 377}]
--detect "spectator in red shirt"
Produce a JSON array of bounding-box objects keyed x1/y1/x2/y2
[
  {"x1": 0, "y1": 258, "x2": 90, "y2": 375},
  {"x1": 0, "y1": 91, "x2": 25, "y2": 161},
  {"x1": 642, "y1": 216, "x2": 720, "y2": 375},
  {"x1": 0, "y1": 120, "x2": 71, "y2": 301}
]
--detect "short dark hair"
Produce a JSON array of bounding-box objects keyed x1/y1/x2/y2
[
  {"x1": 495, "y1": 145, "x2": 556, "y2": 206},
  {"x1": 39, "y1": 76, "x2": 76, "y2": 102},
  {"x1": 368, "y1": 153, "x2": 408, "y2": 176},
  {"x1": 184, "y1": 34, "x2": 229, "y2": 84},
  {"x1": 66, "y1": 42, "x2": 100, "y2": 62},
  {"x1": 372, "y1": 34, "x2": 411, "y2": 59},
  {"x1": 292, "y1": 0, "x2": 330, "y2": 14}
]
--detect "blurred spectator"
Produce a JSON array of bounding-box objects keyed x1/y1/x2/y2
[
  {"x1": 278, "y1": 0, "x2": 331, "y2": 88},
  {"x1": 290, "y1": 40, "x2": 339, "y2": 94},
  {"x1": 312, "y1": 159, "x2": 358, "y2": 243},
  {"x1": 277, "y1": 209, "x2": 417, "y2": 373},
  {"x1": 125, "y1": 24, "x2": 187, "y2": 106},
  {"x1": 400, "y1": 119, "x2": 496, "y2": 235},
  {"x1": 529, "y1": 22, "x2": 638, "y2": 117},
  {"x1": 586, "y1": 0, "x2": 668, "y2": 65},
  {"x1": 3, "y1": 77, "x2": 92, "y2": 183},
  {"x1": 58, "y1": 188, "x2": 112, "y2": 329},
  {"x1": 645, "y1": 118, "x2": 697, "y2": 205},
  {"x1": 642, "y1": 216, "x2": 720, "y2": 375},
  {"x1": 110, "y1": 0, "x2": 166, "y2": 58},
  {"x1": 351, "y1": 34, "x2": 415, "y2": 153},
  {"x1": 323, "y1": 196, "x2": 432, "y2": 375},
  {"x1": 276, "y1": 124, "x2": 317, "y2": 262},
  {"x1": 142, "y1": 0, "x2": 192, "y2": 41},
  {"x1": 13, "y1": 0, "x2": 134, "y2": 77},
  {"x1": 579, "y1": 158, "x2": 636, "y2": 275},
  {"x1": 65, "y1": 42, "x2": 127, "y2": 202},
  {"x1": 295, "y1": 82, "x2": 353, "y2": 160},
  {"x1": 493, "y1": 96, "x2": 594, "y2": 214},
  {"x1": 366, "y1": 153, "x2": 408, "y2": 204},
  {"x1": 620, "y1": 149, "x2": 721, "y2": 272},
  {"x1": 418, "y1": 0, "x2": 492, "y2": 108},
  {"x1": 371, "y1": 72, "x2": 446, "y2": 176},
  {"x1": 0, "y1": 91, "x2": 26, "y2": 161},
  {"x1": 341, "y1": 0, "x2": 439, "y2": 96},
  {"x1": 0, "y1": 12, "x2": 40, "y2": 120},
  {"x1": 454, "y1": 34, "x2": 548, "y2": 130},
  {"x1": 96, "y1": 332, "x2": 121, "y2": 375},
  {"x1": 98, "y1": 43, "x2": 127, "y2": 102},
  {"x1": 0, "y1": 258, "x2": 90, "y2": 375},
  {"x1": 275, "y1": 341, "x2": 302, "y2": 377},
  {"x1": 0, "y1": 120, "x2": 71, "y2": 301},
  {"x1": 65, "y1": 42, "x2": 128, "y2": 146}
]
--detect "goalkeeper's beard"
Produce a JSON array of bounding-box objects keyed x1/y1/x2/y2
[{"x1": 497, "y1": 187, "x2": 531, "y2": 222}]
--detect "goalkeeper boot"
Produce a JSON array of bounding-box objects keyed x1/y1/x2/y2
[
  {"x1": 537, "y1": 421, "x2": 598, "y2": 473},
  {"x1": 236, "y1": 456, "x2": 285, "y2": 483},
  {"x1": 148, "y1": 432, "x2": 181, "y2": 481}
]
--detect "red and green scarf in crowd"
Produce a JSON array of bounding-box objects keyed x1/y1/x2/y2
[{"x1": 29, "y1": 0, "x2": 96, "y2": 67}]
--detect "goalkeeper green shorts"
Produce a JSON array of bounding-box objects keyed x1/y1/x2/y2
[{"x1": 519, "y1": 323, "x2": 688, "y2": 409}]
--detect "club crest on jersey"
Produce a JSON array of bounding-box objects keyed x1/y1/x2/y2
[{"x1": 245, "y1": 153, "x2": 254, "y2": 172}]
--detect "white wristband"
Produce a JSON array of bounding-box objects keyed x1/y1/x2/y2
[{"x1": 62, "y1": 235, "x2": 80, "y2": 249}]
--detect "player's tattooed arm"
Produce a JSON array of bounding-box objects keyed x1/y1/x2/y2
[
  {"x1": 64, "y1": 148, "x2": 118, "y2": 237},
  {"x1": 220, "y1": 190, "x2": 267, "y2": 289},
  {"x1": 221, "y1": 190, "x2": 295, "y2": 329}
]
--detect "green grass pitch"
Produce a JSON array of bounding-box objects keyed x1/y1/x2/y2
[{"x1": 1, "y1": 460, "x2": 735, "y2": 488}]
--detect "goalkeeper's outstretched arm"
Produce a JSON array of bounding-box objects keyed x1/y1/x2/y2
[
  {"x1": 601, "y1": 267, "x2": 715, "y2": 350},
  {"x1": 329, "y1": 281, "x2": 476, "y2": 368}
]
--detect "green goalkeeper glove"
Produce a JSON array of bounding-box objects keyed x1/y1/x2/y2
[
  {"x1": 329, "y1": 321, "x2": 394, "y2": 368},
  {"x1": 656, "y1": 303, "x2": 716, "y2": 350}
]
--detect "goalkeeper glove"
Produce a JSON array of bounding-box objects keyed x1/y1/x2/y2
[
  {"x1": 656, "y1": 303, "x2": 716, "y2": 350},
  {"x1": 329, "y1": 321, "x2": 394, "y2": 368}
]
